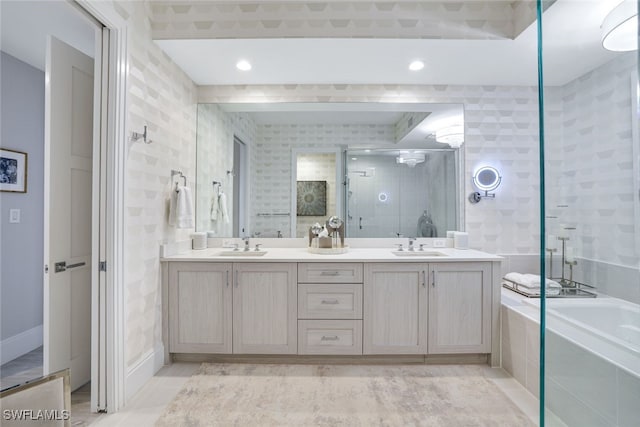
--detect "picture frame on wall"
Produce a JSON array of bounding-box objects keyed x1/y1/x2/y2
[
  {"x1": 0, "y1": 148, "x2": 28, "y2": 193},
  {"x1": 297, "y1": 180, "x2": 327, "y2": 216}
]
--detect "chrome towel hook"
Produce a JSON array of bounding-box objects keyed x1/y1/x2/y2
[{"x1": 132, "y1": 125, "x2": 152, "y2": 144}]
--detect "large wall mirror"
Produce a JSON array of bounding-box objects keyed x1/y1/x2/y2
[{"x1": 196, "y1": 103, "x2": 464, "y2": 238}]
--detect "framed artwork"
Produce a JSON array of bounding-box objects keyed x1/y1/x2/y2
[
  {"x1": 0, "y1": 148, "x2": 27, "y2": 193},
  {"x1": 297, "y1": 180, "x2": 327, "y2": 216}
]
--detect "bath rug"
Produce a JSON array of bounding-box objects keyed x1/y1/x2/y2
[{"x1": 156, "y1": 363, "x2": 534, "y2": 426}]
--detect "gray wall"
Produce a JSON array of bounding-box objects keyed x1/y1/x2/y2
[{"x1": 0, "y1": 51, "x2": 44, "y2": 341}]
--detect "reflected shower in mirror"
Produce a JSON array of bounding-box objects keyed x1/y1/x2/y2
[
  {"x1": 345, "y1": 149, "x2": 458, "y2": 238},
  {"x1": 195, "y1": 103, "x2": 464, "y2": 238}
]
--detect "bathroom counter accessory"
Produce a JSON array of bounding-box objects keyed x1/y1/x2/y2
[{"x1": 307, "y1": 246, "x2": 349, "y2": 255}]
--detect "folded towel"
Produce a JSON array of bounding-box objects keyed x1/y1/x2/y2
[
  {"x1": 503, "y1": 272, "x2": 561, "y2": 289},
  {"x1": 502, "y1": 281, "x2": 561, "y2": 296},
  {"x1": 218, "y1": 191, "x2": 230, "y2": 224},
  {"x1": 169, "y1": 186, "x2": 194, "y2": 229},
  {"x1": 523, "y1": 274, "x2": 561, "y2": 289}
]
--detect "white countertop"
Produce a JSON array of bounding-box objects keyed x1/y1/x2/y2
[{"x1": 161, "y1": 247, "x2": 503, "y2": 263}]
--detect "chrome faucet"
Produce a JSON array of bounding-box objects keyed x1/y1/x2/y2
[
  {"x1": 242, "y1": 237, "x2": 250, "y2": 251},
  {"x1": 408, "y1": 237, "x2": 416, "y2": 251}
]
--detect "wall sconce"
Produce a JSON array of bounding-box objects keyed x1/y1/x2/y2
[
  {"x1": 469, "y1": 166, "x2": 501, "y2": 203},
  {"x1": 601, "y1": 0, "x2": 637, "y2": 52}
]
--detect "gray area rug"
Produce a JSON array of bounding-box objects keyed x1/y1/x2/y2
[{"x1": 156, "y1": 363, "x2": 534, "y2": 426}]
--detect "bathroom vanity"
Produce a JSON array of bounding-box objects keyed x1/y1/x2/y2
[{"x1": 161, "y1": 247, "x2": 502, "y2": 365}]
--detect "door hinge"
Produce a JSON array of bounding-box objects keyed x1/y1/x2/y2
[{"x1": 99, "y1": 261, "x2": 107, "y2": 272}]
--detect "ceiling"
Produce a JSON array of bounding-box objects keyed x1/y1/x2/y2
[
  {"x1": 0, "y1": 0, "x2": 96, "y2": 71},
  {"x1": 155, "y1": 0, "x2": 622, "y2": 87}
]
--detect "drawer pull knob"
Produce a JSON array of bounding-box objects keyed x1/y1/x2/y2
[
  {"x1": 321, "y1": 299, "x2": 339, "y2": 304},
  {"x1": 320, "y1": 271, "x2": 340, "y2": 276},
  {"x1": 321, "y1": 335, "x2": 339, "y2": 341}
]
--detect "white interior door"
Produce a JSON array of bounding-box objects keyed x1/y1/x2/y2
[{"x1": 44, "y1": 36, "x2": 94, "y2": 391}]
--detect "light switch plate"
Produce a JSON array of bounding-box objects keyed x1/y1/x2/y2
[
  {"x1": 433, "y1": 238, "x2": 445, "y2": 248},
  {"x1": 9, "y1": 209, "x2": 21, "y2": 223}
]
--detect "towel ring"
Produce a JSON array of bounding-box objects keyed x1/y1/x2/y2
[{"x1": 171, "y1": 170, "x2": 187, "y2": 192}]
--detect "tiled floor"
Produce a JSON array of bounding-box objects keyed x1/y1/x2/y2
[
  {"x1": 75, "y1": 363, "x2": 543, "y2": 426},
  {"x1": 0, "y1": 346, "x2": 43, "y2": 391}
]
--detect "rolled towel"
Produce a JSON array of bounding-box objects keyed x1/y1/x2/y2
[{"x1": 522, "y1": 274, "x2": 561, "y2": 289}]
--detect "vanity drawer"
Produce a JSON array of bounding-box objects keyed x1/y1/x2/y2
[
  {"x1": 298, "y1": 320, "x2": 363, "y2": 355},
  {"x1": 298, "y1": 283, "x2": 362, "y2": 319},
  {"x1": 298, "y1": 263, "x2": 363, "y2": 283}
]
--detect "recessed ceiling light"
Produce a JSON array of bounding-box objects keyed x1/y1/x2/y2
[
  {"x1": 236, "y1": 60, "x2": 252, "y2": 71},
  {"x1": 409, "y1": 60, "x2": 424, "y2": 71}
]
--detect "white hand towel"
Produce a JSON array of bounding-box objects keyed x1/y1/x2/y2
[
  {"x1": 168, "y1": 190, "x2": 178, "y2": 226},
  {"x1": 174, "y1": 186, "x2": 194, "y2": 229},
  {"x1": 218, "y1": 191, "x2": 230, "y2": 224},
  {"x1": 210, "y1": 192, "x2": 220, "y2": 221}
]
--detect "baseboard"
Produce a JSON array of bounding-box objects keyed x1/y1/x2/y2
[
  {"x1": 125, "y1": 343, "x2": 165, "y2": 401},
  {"x1": 171, "y1": 353, "x2": 490, "y2": 365},
  {"x1": 0, "y1": 325, "x2": 43, "y2": 365}
]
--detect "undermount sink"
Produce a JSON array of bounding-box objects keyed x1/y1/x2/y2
[
  {"x1": 391, "y1": 250, "x2": 447, "y2": 257},
  {"x1": 219, "y1": 250, "x2": 268, "y2": 256}
]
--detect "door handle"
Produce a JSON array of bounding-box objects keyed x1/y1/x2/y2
[
  {"x1": 422, "y1": 270, "x2": 426, "y2": 288},
  {"x1": 226, "y1": 270, "x2": 229, "y2": 287},
  {"x1": 234, "y1": 270, "x2": 238, "y2": 288},
  {"x1": 320, "y1": 271, "x2": 340, "y2": 276},
  {"x1": 67, "y1": 262, "x2": 86, "y2": 269},
  {"x1": 54, "y1": 261, "x2": 86, "y2": 273},
  {"x1": 432, "y1": 270, "x2": 436, "y2": 287}
]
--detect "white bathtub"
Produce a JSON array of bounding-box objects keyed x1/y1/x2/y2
[
  {"x1": 502, "y1": 290, "x2": 640, "y2": 426},
  {"x1": 544, "y1": 299, "x2": 640, "y2": 355},
  {"x1": 518, "y1": 296, "x2": 640, "y2": 377}
]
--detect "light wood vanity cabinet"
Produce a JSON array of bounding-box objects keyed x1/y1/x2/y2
[
  {"x1": 297, "y1": 263, "x2": 364, "y2": 355},
  {"x1": 168, "y1": 262, "x2": 297, "y2": 355},
  {"x1": 168, "y1": 262, "x2": 232, "y2": 353},
  {"x1": 166, "y1": 259, "x2": 495, "y2": 358},
  {"x1": 233, "y1": 263, "x2": 297, "y2": 354},
  {"x1": 363, "y1": 263, "x2": 427, "y2": 354},
  {"x1": 428, "y1": 262, "x2": 491, "y2": 354},
  {"x1": 363, "y1": 262, "x2": 492, "y2": 355}
]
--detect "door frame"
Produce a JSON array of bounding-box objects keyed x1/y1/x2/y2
[{"x1": 76, "y1": 1, "x2": 128, "y2": 413}]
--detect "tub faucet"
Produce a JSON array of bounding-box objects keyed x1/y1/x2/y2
[
  {"x1": 242, "y1": 237, "x2": 250, "y2": 251},
  {"x1": 408, "y1": 237, "x2": 416, "y2": 251}
]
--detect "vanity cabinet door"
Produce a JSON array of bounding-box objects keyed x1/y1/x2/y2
[
  {"x1": 428, "y1": 262, "x2": 491, "y2": 354},
  {"x1": 168, "y1": 262, "x2": 232, "y2": 353},
  {"x1": 233, "y1": 263, "x2": 297, "y2": 354},
  {"x1": 363, "y1": 263, "x2": 428, "y2": 354}
]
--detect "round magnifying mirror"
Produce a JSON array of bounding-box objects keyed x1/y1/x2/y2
[{"x1": 473, "y1": 166, "x2": 501, "y2": 192}]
